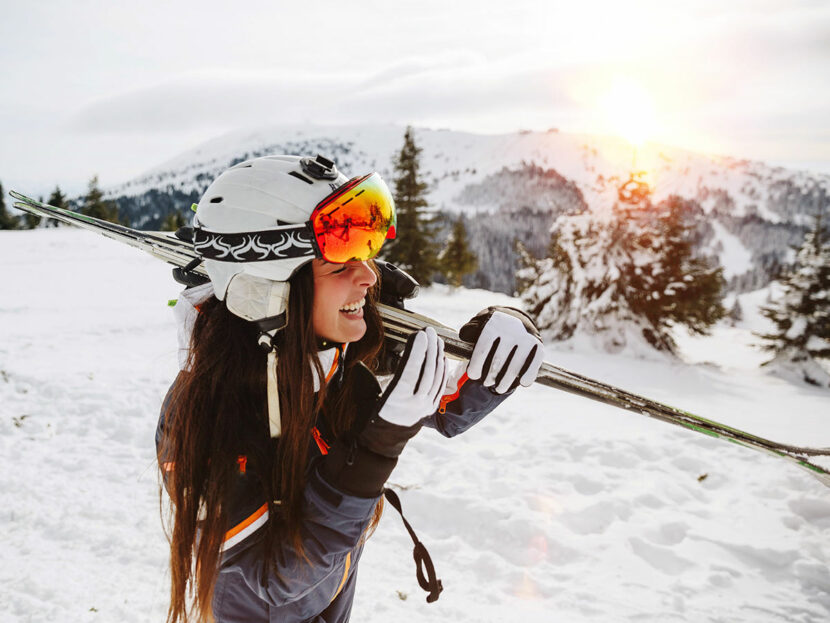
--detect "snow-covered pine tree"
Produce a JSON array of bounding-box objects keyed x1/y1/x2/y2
[
  {"x1": 519, "y1": 210, "x2": 647, "y2": 353},
  {"x1": 438, "y1": 217, "x2": 478, "y2": 288},
  {"x1": 382, "y1": 127, "x2": 440, "y2": 285},
  {"x1": 520, "y1": 193, "x2": 725, "y2": 354},
  {"x1": 758, "y1": 211, "x2": 830, "y2": 386},
  {"x1": 0, "y1": 181, "x2": 22, "y2": 229},
  {"x1": 624, "y1": 196, "x2": 725, "y2": 344}
]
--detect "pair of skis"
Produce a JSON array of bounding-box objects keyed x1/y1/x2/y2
[{"x1": 10, "y1": 190, "x2": 830, "y2": 485}]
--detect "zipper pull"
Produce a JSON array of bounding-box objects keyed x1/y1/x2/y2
[
  {"x1": 311, "y1": 427, "x2": 331, "y2": 456},
  {"x1": 437, "y1": 373, "x2": 469, "y2": 414}
]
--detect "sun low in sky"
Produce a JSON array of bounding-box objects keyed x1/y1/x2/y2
[{"x1": 598, "y1": 76, "x2": 658, "y2": 148}]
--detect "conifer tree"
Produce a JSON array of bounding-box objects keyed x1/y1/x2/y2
[
  {"x1": 758, "y1": 211, "x2": 830, "y2": 386},
  {"x1": 20, "y1": 195, "x2": 47, "y2": 229},
  {"x1": 23, "y1": 209, "x2": 41, "y2": 229},
  {"x1": 382, "y1": 127, "x2": 440, "y2": 285},
  {"x1": 80, "y1": 176, "x2": 122, "y2": 225},
  {"x1": 624, "y1": 196, "x2": 725, "y2": 339},
  {"x1": 520, "y1": 193, "x2": 725, "y2": 354},
  {"x1": 0, "y1": 181, "x2": 21, "y2": 230},
  {"x1": 43, "y1": 186, "x2": 69, "y2": 227},
  {"x1": 161, "y1": 210, "x2": 187, "y2": 232},
  {"x1": 438, "y1": 217, "x2": 478, "y2": 288}
]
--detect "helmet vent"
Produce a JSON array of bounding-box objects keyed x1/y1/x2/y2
[
  {"x1": 288, "y1": 171, "x2": 313, "y2": 185},
  {"x1": 210, "y1": 197, "x2": 223, "y2": 203}
]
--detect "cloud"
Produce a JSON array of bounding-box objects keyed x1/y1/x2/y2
[
  {"x1": 66, "y1": 57, "x2": 580, "y2": 136},
  {"x1": 61, "y1": 40, "x2": 830, "y2": 169},
  {"x1": 8, "y1": 0, "x2": 829, "y2": 185}
]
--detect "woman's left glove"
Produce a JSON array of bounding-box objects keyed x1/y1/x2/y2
[{"x1": 460, "y1": 306, "x2": 544, "y2": 394}]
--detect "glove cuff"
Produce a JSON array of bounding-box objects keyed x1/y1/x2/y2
[
  {"x1": 359, "y1": 417, "x2": 422, "y2": 458},
  {"x1": 459, "y1": 306, "x2": 541, "y2": 343},
  {"x1": 321, "y1": 440, "x2": 397, "y2": 498}
]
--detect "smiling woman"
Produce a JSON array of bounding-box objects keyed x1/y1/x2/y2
[
  {"x1": 155, "y1": 153, "x2": 544, "y2": 623},
  {"x1": 312, "y1": 259, "x2": 377, "y2": 344}
]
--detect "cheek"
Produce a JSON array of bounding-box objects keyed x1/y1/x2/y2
[{"x1": 311, "y1": 277, "x2": 341, "y2": 336}]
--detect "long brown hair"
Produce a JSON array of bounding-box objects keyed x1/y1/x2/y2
[{"x1": 161, "y1": 262, "x2": 384, "y2": 623}]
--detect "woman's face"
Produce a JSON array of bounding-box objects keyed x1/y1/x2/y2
[{"x1": 311, "y1": 259, "x2": 378, "y2": 344}]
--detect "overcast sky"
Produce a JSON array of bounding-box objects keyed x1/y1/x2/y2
[{"x1": 2, "y1": 0, "x2": 829, "y2": 197}]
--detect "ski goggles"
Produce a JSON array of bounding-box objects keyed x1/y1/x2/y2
[
  {"x1": 192, "y1": 172, "x2": 396, "y2": 264},
  {"x1": 310, "y1": 172, "x2": 396, "y2": 263}
]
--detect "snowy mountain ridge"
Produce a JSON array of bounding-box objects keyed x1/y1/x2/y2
[{"x1": 105, "y1": 124, "x2": 830, "y2": 293}]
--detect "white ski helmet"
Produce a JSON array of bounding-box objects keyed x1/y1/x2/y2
[
  {"x1": 192, "y1": 154, "x2": 355, "y2": 333},
  {"x1": 194, "y1": 154, "x2": 349, "y2": 299}
]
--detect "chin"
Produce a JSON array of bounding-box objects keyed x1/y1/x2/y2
[
  {"x1": 340, "y1": 324, "x2": 367, "y2": 344},
  {"x1": 320, "y1": 321, "x2": 367, "y2": 345}
]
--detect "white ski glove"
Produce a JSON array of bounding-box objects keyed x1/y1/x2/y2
[
  {"x1": 377, "y1": 327, "x2": 448, "y2": 427},
  {"x1": 461, "y1": 307, "x2": 544, "y2": 394}
]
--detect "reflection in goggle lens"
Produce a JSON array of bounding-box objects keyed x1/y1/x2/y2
[{"x1": 312, "y1": 174, "x2": 396, "y2": 263}]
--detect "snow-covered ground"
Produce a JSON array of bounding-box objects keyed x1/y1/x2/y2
[{"x1": 1, "y1": 229, "x2": 829, "y2": 622}]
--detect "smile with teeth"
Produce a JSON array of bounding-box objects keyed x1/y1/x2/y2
[{"x1": 339, "y1": 298, "x2": 366, "y2": 315}]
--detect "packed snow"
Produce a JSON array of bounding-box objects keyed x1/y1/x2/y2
[
  {"x1": 710, "y1": 221, "x2": 754, "y2": 280},
  {"x1": 1, "y1": 229, "x2": 829, "y2": 622}
]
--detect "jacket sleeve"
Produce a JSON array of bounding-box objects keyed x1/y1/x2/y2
[
  {"x1": 419, "y1": 363, "x2": 512, "y2": 438},
  {"x1": 214, "y1": 461, "x2": 379, "y2": 621},
  {"x1": 156, "y1": 370, "x2": 415, "y2": 622}
]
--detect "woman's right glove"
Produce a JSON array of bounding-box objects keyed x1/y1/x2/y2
[
  {"x1": 321, "y1": 328, "x2": 447, "y2": 498},
  {"x1": 377, "y1": 327, "x2": 448, "y2": 427}
]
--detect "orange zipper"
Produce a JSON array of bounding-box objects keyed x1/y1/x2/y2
[
  {"x1": 311, "y1": 427, "x2": 331, "y2": 455},
  {"x1": 438, "y1": 373, "x2": 469, "y2": 414}
]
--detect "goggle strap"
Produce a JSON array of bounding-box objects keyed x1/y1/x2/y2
[{"x1": 193, "y1": 224, "x2": 316, "y2": 262}]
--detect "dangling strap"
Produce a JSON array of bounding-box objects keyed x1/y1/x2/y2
[
  {"x1": 267, "y1": 350, "x2": 281, "y2": 438},
  {"x1": 382, "y1": 488, "x2": 443, "y2": 603}
]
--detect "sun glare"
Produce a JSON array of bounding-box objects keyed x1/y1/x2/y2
[{"x1": 599, "y1": 77, "x2": 657, "y2": 148}]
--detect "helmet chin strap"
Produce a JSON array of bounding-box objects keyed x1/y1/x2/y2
[
  {"x1": 226, "y1": 274, "x2": 291, "y2": 438},
  {"x1": 265, "y1": 349, "x2": 281, "y2": 438}
]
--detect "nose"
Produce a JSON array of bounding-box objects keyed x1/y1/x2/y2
[{"x1": 353, "y1": 261, "x2": 378, "y2": 288}]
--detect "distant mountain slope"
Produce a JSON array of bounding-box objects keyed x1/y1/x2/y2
[{"x1": 105, "y1": 124, "x2": 830, "y2": 294}]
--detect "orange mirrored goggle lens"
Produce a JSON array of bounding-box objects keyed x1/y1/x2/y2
[{"x1": 310, "y1": 172, "x2": 397, "y2": 263}]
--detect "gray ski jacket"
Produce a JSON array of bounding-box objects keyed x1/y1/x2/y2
[{"x1": 156, "y1": 351, "x2": 509, "y2": 623}]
